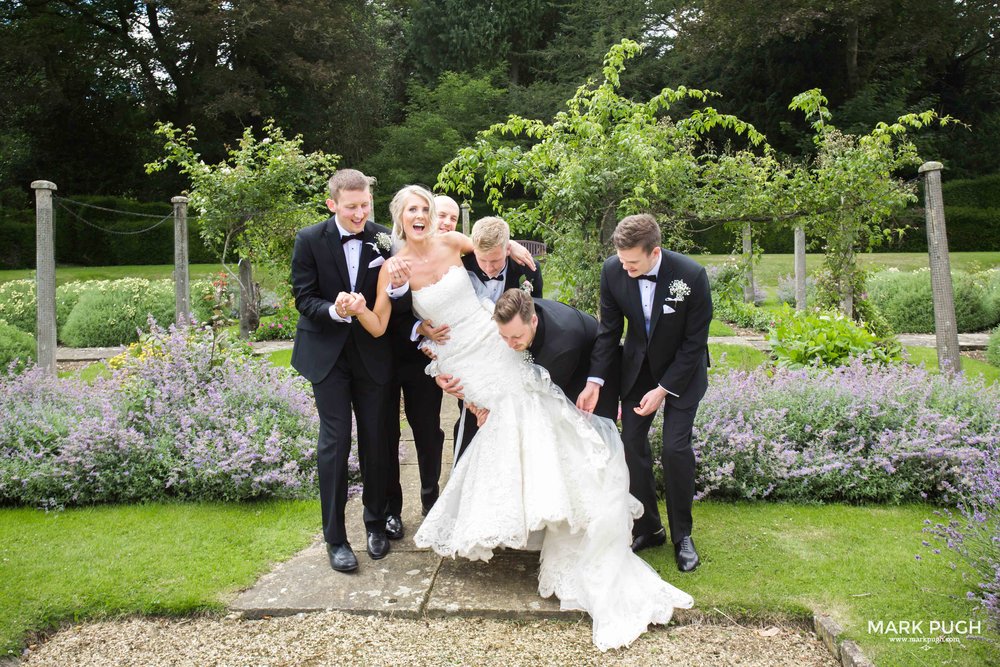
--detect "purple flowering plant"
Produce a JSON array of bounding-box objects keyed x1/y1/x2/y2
[
  {"x1": 651, "y1": 358, "x2": 999, "y2": 504},
  {"x1": 0, "y1": 322, "x2": 360, "y2": 506}
]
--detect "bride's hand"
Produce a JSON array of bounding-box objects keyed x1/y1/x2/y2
[
  {"x1": 418, "y1": 320, "x2": 451, "y2": 343},
  {"x1": 385, "y1": 256, "x2": 412, "y2": 288},
  {"x1": 342, "y1": 292, "x2": 367, "y2": 316},
  {"x1": 507, "y1": 240, "x2": 536, "y2": 271}
]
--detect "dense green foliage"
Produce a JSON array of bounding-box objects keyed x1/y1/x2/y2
[
  {"x1": 867, "y1": 269, "x2": 1000, "y2": 333},
  {"x1": 0, "y1": 320, "x2": 33, "y2": 371},
  {"x1": 768, "y1": 306, "x2": 901, "y2": 368},
  {"x1": 989, "y1": 326, "x2": 1000, "y2": 367},
  {"x1": 61, "y1": 279, "x2": 175, "y2": 347}
]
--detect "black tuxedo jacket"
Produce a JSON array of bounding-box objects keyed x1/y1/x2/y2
[
  {"x1": 462, "y1": 252, "x2": 543, "y2": 298},
  {"x1": 290, "y1": 217, "x2": 393, "y2": 385},
  {"x1": 528, "y1": 299, "x2": 598, "y2": 400},
  {"x1": 590, "y1": 249, "x2": 712, "y2": 409}
]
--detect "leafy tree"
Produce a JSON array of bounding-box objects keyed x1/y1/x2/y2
[
  {"x1": 437, "y1": 40, "x2": 950, "y2": 315},
  {"x1": 362, "y1": 71, "x2": 509, "y2": 195},
  {"x1": 146, "y1": 121, "x2": 338, "y2": 336}
]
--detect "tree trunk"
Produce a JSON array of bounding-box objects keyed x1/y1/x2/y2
[
  {"x1": 845, "y1": 19, "x2": 860, "y2": 96},
  {"x1": 238, "y1": 258, "x2": 260, "y2": 339}
]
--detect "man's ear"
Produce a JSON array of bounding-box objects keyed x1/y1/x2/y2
[
  {"x1": 531, "y1": 314, "x2": 539, "y2": 328},
  {"x1": 326, "y1": 198, "x2": 337, "y2": 214}
]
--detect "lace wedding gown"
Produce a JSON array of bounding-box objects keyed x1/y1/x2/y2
[{"x1": 412, "y1": 266, "x2": 693, "y2": 651}]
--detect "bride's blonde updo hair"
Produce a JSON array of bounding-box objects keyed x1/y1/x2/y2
[{"x1": 389, "y1": 185, "x2": 437, "y2": 243}]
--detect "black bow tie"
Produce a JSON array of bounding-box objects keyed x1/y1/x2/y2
[
  {"x1": 340, "y1": 232, "x2": 364, "y2": 244},
  {"x1": 636, "y1": 274, "x2": 657, "y2": 282},
  {"x1": 484, "y1": 274, "x2": 504, "y2": 282}
]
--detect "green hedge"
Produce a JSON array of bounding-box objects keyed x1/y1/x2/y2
[
  {"x1": 940, "y1": 172, "x2": 1000, "y2": 209},
  {"x1": 0, "y1": 195, "x2": 220, "y2": 269},
  {"x1": 61, "y1": 279, "x2": 176, "y2": 347},
  {"x1": 867, "y1": 269, "x2": 1000, "y2": 333},
  {"x1": 0, "y1": 319, "x2": 34, "y2": 371}
]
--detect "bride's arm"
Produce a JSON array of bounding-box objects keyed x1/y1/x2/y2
[{"x1": 347, "y1": 266, "x2": 393, "y2": 337}]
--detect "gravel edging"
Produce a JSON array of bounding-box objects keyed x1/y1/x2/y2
[{"x1": 16, "y1": 611, "x2": 841, "y2": 667}]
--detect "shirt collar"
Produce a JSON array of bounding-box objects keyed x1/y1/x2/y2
[{"x1": 335, "y1": 217, "x2": 363, "y2": 239}]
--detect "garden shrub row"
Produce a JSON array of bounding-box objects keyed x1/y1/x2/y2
[
  {"x1": 0, "y1": 325, "x2": 330, "y2": 506},
  {"x1": 867, "y1": 268, "x2": 1000, "y2": 333}
]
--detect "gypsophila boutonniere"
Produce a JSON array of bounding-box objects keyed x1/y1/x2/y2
[
  {"x1": 668, "y1": 279, "x2": 691, "y2": 302},
  {"x1": 374, "y1": 232, "x2": 392, "y2": 253},
  {"x1": 520, "y1": 279, "x2": 533, "y2": 293}
]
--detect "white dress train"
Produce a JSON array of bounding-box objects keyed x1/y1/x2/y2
[{"x1": 412, "y1": 265, "x2": 693, "y2": 651}]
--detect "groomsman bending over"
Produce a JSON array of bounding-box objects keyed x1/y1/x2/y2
[
  {"x1": 576, "y1": 214, "x2": 712, "y2": 572},
  {"x1": 482, "y1": 289, "x2": 619, "y2": 420},
  {"x1": 290, "y1": 169, "x2": 394, "y2": 573}
]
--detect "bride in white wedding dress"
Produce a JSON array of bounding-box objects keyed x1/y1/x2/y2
[{"x1": 344, "y1": 186, "x2": 693, "y2": 651}]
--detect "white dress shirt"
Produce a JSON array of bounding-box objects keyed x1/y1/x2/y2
[{"x1": 329, "y1": 218, "x2": 362, "y2": 323}]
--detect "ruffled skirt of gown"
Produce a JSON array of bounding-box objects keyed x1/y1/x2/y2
[{"x1": 411, "y1": 266, "x2": 693, "y2": 651}]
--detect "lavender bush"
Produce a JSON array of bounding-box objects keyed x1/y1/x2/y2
[
  {"x1": 924, "y1": 439, "x2": 1000, "y2": 631},
  {"x1": 0, "y1": 323, "x2": 341, "y2": 506},
  {"x1": 651, "y1": 358, "x2": 999, "y2": 504}
]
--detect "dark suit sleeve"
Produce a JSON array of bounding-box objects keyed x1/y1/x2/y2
[
  {"x1": 658, "y1": 266, "x2": 712, "y2": 395},
  {"x1": 530, "y1": 264, "x2": 543, "y2": 297},
  {"x1": 291, "y1": 231, "x2": 335, "y2": 321},
  {"x1": 589, "y1": 260, "x2": 624, "y2": 382}
]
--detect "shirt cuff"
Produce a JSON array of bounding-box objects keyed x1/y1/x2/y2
[
  {"x1": 587, "y1": 377, "x2": 605, "y2": 387},
  {"x1": 329, "y1": 304, "x2": 352, "y2": 323},
  {"x1": 387, "y1": 281, "x2": 410, "y2": 299},
  {"x1": 659, "y1": 384, "x2": 679, "y2": 398},
  {"x1": 410, "y1": 321, "x2": 423, "y2": 342}
]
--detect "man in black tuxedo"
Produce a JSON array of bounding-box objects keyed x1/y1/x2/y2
[
  {"x1": 577, "y1": 214, "x2": 712, "y2": 572},
  {"x1": 488, "y1": 289, "x2": 619, "y2": 420},
  {"x1": 290, "y1": 168, "x2": 394, "y2": 573}
]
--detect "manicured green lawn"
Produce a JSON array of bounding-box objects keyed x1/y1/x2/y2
[
  {"x1": 3, "y1": 501, "x2": 994, "y2": 664},
  {"x1": 708, "y1": 319, "x2": 736, "y2": 336},
  {"x1": 708, "y1": 343, "x2": 768, "y2": 373},
  {"x1": 0, "y1": 263, "x2": 226, "y2": 286},
  {"x1": 642, "y1": 502, "x2": 998, "y2": 667},
  {"x1": 904, "y1": 346, "x2": 1000, "y2": 385},
  {"x1": 0, "y1": 500, "x2": 319, "y2": 658}
]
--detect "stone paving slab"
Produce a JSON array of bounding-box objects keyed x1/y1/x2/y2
[
  {"x1": 425, "y1": 550, "x2": 575, "y2": 620},
  {"x1": 230, "y1": 539, "x2": 440, "y2": 618}
]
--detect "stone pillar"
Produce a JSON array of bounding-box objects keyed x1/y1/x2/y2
[
  {"x1": 461, "y1": 202, "x2": 471, "y2": 235},
  {"x1": 172, "y1": 196, "x2": 190, "y2": 324},
  {"x1": 919, "y1": 161, "x2": 961, "y2": 372},
  {"x1": 741, "y1": 223, "x2": 754, "y2": 303},
  {"x1": 794, "y1": 226, "x2": 807, "y2": 310},
  {"x1": 31, "y1": 180, "x2": 57, "y2": 376},
  {"x1": 238, "y1": 258, "x2": 259, "y2": 339}
]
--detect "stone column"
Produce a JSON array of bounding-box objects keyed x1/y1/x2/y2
[
  {"x1": 794, "y1": 226, "x2": 807, "y2": 310},
  {"x1": 741, "y1": 223, "x2": 754, "y2": 303},
  {"x1": 31, "y1": 180, "x2": 57, "y2": 376},
  {"x1": 461, "y1": 202, "x2": 471, "y2": 235},
  {"x1": 919, "y1": 161, "x2": 961, "y2": 372},
  {"x1": 172, "y1": 196, "x2": 190, "y2": 324}
]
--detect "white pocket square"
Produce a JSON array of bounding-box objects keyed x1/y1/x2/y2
[
  {"x1": 662, "y1": 304, "x2": 676, "y2": 314},
  {"x1": 367, "y1": 256, "x2": 385, "y2": 269}
]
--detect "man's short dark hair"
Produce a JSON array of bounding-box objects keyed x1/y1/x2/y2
[
  {"x1": 612, "y1": 214, "x2": 661, "y2": 253},
  {"x1": 493, "y1": 288, "x2": 535, "y2": 325}
]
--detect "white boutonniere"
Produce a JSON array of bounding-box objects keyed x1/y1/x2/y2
[
  {"x1": 520, "y1": 278, "x2": 533, "y2": 293},
  {"x1": 368, "y1": 232, "x2": 393, "y2": 256},
  {"x1": 667, "y1": 279, "x2": 691, "y2": 302}
]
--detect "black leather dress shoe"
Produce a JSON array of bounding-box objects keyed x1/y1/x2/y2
[
  {"x1": 367, "y1": 530, "x2": 390, "y2": 560},
  {"x1": 385, "y1": 514, "x2": 404, "y2": 540},
  {"x1": 674, "y1": 535, "x2": 700, "y2": 572},
  {"x1": 631, "y1": 528, "x2": 667, "y2": 553},
  {"x1": 326, "y1": 542, "x2": 358, "y2": 572}
]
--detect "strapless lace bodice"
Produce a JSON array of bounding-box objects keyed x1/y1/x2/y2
[{"x1": 412, "y1": 265, "x2": 525, "y2": 408}]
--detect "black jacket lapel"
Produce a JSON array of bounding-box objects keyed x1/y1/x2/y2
[{"x1": 323, "y1": 218, "x2": 351, "y2": 289}]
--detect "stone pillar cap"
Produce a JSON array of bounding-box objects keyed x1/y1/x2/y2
[
  {"x1": 918, "y1": 161, "x2": 944, "y2": 174},
  {"x1": 31, "y1": 180, "x2": 57, "y2": 190}
]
